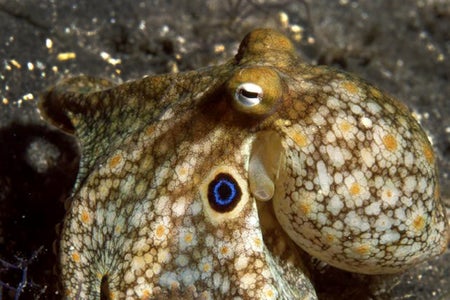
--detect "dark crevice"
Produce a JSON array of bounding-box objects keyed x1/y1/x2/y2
[{"x1": 100, "y1": 274, "x2": 111, "y2": 300}]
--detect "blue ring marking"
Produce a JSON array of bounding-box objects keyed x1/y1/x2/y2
[
  {"x1": 207, "y1": 173, "x2": 242, "y2": 212},
  {"x1": 213, "y1": 179, "x2": 237, "y2": 206}
]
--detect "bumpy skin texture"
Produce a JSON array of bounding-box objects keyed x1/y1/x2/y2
[{"x1": 39, "y1": 29, "x2": 449, "y2": 299}]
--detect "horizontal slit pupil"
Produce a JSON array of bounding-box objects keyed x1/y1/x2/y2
[{"x1": 241, "y1": 89, "x2": 259, "y2": 99}]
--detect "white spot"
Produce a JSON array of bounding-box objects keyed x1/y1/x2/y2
[
  {"x1": 217, "y1": 241, "x2": 234, "y2": 260},
  {"x1": 322, "y1": 226, "x2": 343, "y2": 240},
  {"x1": 401, "y1": 197, "x2": 413, "y2": 207},
  {"x1": 159, "y1": 272, "x2": 178, "y2": 288},
  {"x1": 375, "y1": 214, "x2": 393, "y2": 232},
  {"x1": 404, "y1": 151, "x2": 414, "y2": 167},
  {"x1": 360, "y1": 148, "x2": 375, "y2": 168},
  {"x1": 403, "y1": 176, "x2": 417, "y2": 194},
  {"x1": 179, "y1": 227, "x2": 197, "y2": 250},
  {"x1": 124, "y1": 270, "x2": 135, "y2": 284},
  {"x1": 326, "y1": 96, "x2": 341, "y2": 109},
  {"x1": 350, "y1": 104, "x2": 363, "y2": 115},
  {"x1": 172, "y1": 197, "x2": 188, "y2": 217},
  {"x1": 380, "y1": 230, "x2": 400, "y2": 244},
  {"x1": 417, "y1": 177, "x2": 427, "y2": 194},
  {"x1": 381, "y1": 182, "x2": 400, "y2": 207},
  {"x1": 189, "y1": 201, "x2": 202, "y2": 216},
  {"x1": 198, "y1": 256, "x2": 213, "y2": 279},
  {"x1": 160, "y1": 108, "x2": 174, "y2": 120},
  {"x1": 326, "y1": 145, "x2": 345, "y2": 168},
  {"x1": 180, "y1": 268, "x2": 199, "y2": 286},
  {"x1": 394, "y1": 207, "x2": 406, "y2": 221},
  {"x1": 333, "y1": 220, "x2": 344, "y2": 230},
  {"x1": 304, "y1": 180, "x2": 314, "y2": 190},
  {"x1": 240, "y1": 273, "x2": 257, "y2": 289},
  {"x1": 367, "y1": 102, "x2": 382, "y2": 114},
  {"x1": 261, "y1": 284, "x2": 278, "y2": 300},
  {"x1": 365, "y1": 201, "x2": 381, "y2": 215},
  {"x1": 220, "y1": 275, "x2": 230, "y2": 293},
  {"x1": 344, "y1": 211, "x2": 370, "y2": 233},
  {"x1": 334, "y1": 172, "x2": 343, "y2": 184},
  {"x1": 234, "y1": 255, "x2": 248, "y2": 271},
  {"x1": 213, "y1": 273, "x2": 222, "y2": 289},
  {"x1": 120, "y1": 175, "x2": 135, "y2": 194},
  {"x1": 316, "y1": 160, "x2": 331, "y2": 195},
  {"x1": 154, "y1": 196, "x2": 170, "y2": 216},
  {"x1": 326, "y1": 131, "x2": 336, "y2": 143},
  {"x1": 360, "y1": 117, "x2": 373, "y2": 128},
  {"x1": 312, "y1": 112, "x2": 326, "y2": 126},
  {"x1": 157, "y1": 248, "x2": 171, "y2": 264},
  {"x1": 131, "y1": 256, "x2": 146, "y2": 272},
  {"x1": 327, "y1": 195, "x2": 344, "y2": 216},
  {"x1": 175, "y1": 162, "x2": 192, "y2": 183},
  {"x1": 175, "y1": 254, "x2": 189, "y2": 267},
  {"x1": 205, "y1": 235, "x2": 214, "y2": 247}
]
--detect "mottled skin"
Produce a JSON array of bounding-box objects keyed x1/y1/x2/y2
[{"x1": 39, "y1": 29, "x2": 449, "y2": 299}]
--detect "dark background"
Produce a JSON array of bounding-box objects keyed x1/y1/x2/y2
[{"x1": 0, "y1": 1, "x2": 449, "y2": 299}]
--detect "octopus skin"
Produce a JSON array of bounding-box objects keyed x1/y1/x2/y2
[{"x1": 39, "y1": 29, "x2": 449, "y2": 299}]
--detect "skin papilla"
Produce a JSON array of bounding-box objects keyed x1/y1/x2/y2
[{"x1": 39, "y1": 28, "x2": 449, "y2": 300}]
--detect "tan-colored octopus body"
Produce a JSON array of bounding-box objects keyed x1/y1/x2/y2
[{"x1": 39, "y1": 29, "x2": 448, "y2": 299}]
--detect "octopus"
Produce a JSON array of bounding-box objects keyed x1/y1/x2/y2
[{"x1": 38, "y1": 29, "x2": 449, "y2": 299}]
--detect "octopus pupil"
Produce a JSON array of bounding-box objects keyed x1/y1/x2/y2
[
  {"x1": 240, "y1": 88, "x2": 259, "y2": 99},
  {"x1": 208, "y1": 173, "x2": 241, "y2": 212}
]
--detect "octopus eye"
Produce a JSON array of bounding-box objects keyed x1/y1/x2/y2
[
  {"x1": 207, "y1": 173, "x2": 242, "y2": 212},
  {"x1": 226, "y1": 67, "x2": 282, "y2": 116},
  {"x1": 235, "y1": 83, "x2": 263, "y2": 107}
]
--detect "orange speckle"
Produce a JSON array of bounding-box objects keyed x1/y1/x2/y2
[
  {"x1": 193, "y1": 174, "x2": 201, "y2": 185},
  {"x1": 422, "y1": 143, "x2": 435, "y2": 164},
  {"x1": 354, "y1": 244, "x2": 370, "y2": 255},
  {"x1": 253, "y1": 237, "x2": 262, "y2": 248},
  {"x1": 109, "y1": 154, "x2": 123, "y2": 169},
  {"x1": 72, "y1": 252, "x2": 80, "y2": 263},
  {"x1": 184, "y1": 233, "x2": 193, "y2": 243},
  {"x1": 324, "y1": 233, "x2": 335, "y2": 244},
  {"x1": 220, "y1": 246, "x2": 230, "y2": 255},
  {"x1": 141, "y1": 290, "x2": 151, "y2": 300},
  {"x1": 369, "y1": 86, "x2": 382, "y2": 99},
  {"x1": 155, "y1": 224, "x2": 166, "y2": 239},
  {"x1": 349, "y1": 183, "x2": 361, "y2": 196},
  {"x1": 341, "y1": 81, "x2": 359, "y2": 95},
  {"x1": 265, "y1": 289, "x2": 275, "y2": 297},
  {"x1": 71, "y1": 116, "x2": 81, "y2": 127},
  {"x1": 339, "y1": 120, "x2": 352, "y2": 133},
  {"x1": 293, "y1": 100, "x2": 307, "y2": 112},
  {"x1": 291, "y1": 132, "x2": 308, "y2": 147},
  {"x1": 434, "y1": 184, "x2": 440, "y2": 200},
  {"x1": 382, "y1": 134, "x2": 398, "y2": 151},
  {"x1": 177, "y1": 166, "x2": 188, "y2": 177},
  {"x1": 386, "y1": 190, "x2": 392, "y2": 198},
  {"x1": 202, "y1": 263, "x2": 211, "y2": 272},
  {"x1": 412, "y1": 215, "x2": 425, "y2": 232},
  {"x1": 80, "y1": 210, "x2": 91, "y2": 224},
  {"x1": 145, "y1": 125, "x2": 155, "y2": 136},
  {"x1": 299, "y1": 202, "x2": 311, "y2": 215}
]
